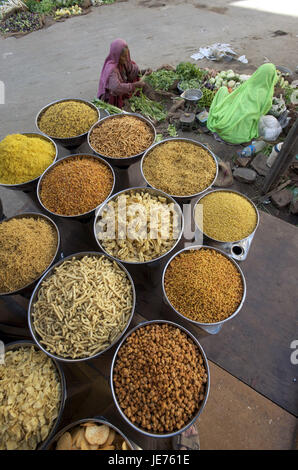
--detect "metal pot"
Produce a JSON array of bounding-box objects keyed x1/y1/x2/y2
[
  {"x1": 93, "y1": 186, "x2": 184, "y2": 266},
  {"x1": 0, "y1": 212, "x2": 60, "y2": 297},
  {"x1": 141, "y1": 137, "x2": 218, "y2": 203},
  {"x1": 44, "y1": 417, "x2": 135, "y2": 450},
  {"x1": 162, "y1": 245, "x2": 247, "y2": 334},
  {"x1": 110, "y1": 319, "x2": 210, "y2": 438},
  {"x1": 88, "y1": 113, "x2": 156, "y2": 168},
  {"x1": 36, "y1": 98, "x2": 100, "y2": 149},
  {"x1": 28, "y1": 251, "x2": 136, "y2": 363},
  {"x1": 0, "y1": 133, "x2": 57, "y2": 192},
  {"x1": 36, "y1": 154, "x2": 115, "y2": 220},
  {"x1": 193, "y1": 189, "x2": 259, "y2": 262},
  {"x1": 3, "y1": 340, "x2": 67, "y2": 450}
]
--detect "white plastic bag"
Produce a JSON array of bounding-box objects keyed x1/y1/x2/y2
[{"x1": 258, "y1": 115, "x2": 282, "y2": 141}]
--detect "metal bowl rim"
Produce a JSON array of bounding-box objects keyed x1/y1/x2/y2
[
  {"x1": 140, "y1": 137, "x2": 219, "y2": 200},
  {"x1": 193, "y1": 188, "x2": 260, "y2": 244},
  {"x1": 43, "y1": 417, "x2": 134, "y2": 450},
  {"x1": 0, "y1": 133, "x2": 58, "y2": 188},
  {"x1": 93, "y1": 186, "x2": 185, "y2": 265},
  {"x1": 87, "y1": 112, "x2": 156, "y2": 161},
  {"x1": 162, "y1": 244, "x2": 247, "y2": 327},
  {"x1": 0, "y1": 212, "x2": 60, "y2": 296},
  {"x1": 28, "y1": 250, "x2": 136, "y2": 363},
  {"x1": 35, "y1": 98, "x2": 100, "y2": 141},
  {"x1": 36, "y1": 153, "x2": 116, "y2": 219},
  {"x1": 4, "y1": 340, "x2": 67, "y2": 450},
  {"x1": 110, "y1": 318, "x2": 210, "y2": 438}
]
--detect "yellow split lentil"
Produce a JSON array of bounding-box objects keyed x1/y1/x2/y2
[
  {"x1": 164, "y1": 248, "x2": 244, "y2": 323},
  {"x1": 38, "y1": 101, "x2": 98, "y2": 138},
  {"x1": 142, "y1": 140, "x2": 217, "y2": 196},
  {"x1": 0, "y1": 134, "x2": 56, "y2": 184},
  {"x1": 196, "y1": 191, "x2": 258, "y2": 242}
]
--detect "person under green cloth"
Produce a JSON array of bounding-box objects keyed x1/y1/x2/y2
[{"x1": 207, "y1": 63, "x2": 278, "y2": 144}]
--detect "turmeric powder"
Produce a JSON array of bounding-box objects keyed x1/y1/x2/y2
[{"x1": 0, "y1": 134, "x2": 56, "y2": 185}]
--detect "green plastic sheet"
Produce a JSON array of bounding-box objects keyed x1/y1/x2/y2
[{"x1": 207, "y1": 63, "x2": 278, "y2": 144}]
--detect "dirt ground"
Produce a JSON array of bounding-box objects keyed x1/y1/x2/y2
[{"x1": 0, "y1": 0, "x2": 297, "y2": 224}]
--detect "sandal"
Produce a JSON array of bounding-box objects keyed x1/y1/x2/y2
[{"x1": 172, "y1": 423, "x2": 200, "y2": 451}]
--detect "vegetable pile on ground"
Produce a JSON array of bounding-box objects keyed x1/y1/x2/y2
[
  {"x1": 0, "y1": 10, "x2": 41, "y2": 34},
  {"x1": 128, "y1": 91, "x2": 167, "y2": 122}
]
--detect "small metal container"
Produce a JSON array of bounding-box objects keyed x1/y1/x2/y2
[
  {"x1": 110, "y1": 319, "x2": 210, "y2": 438},
  {"x1": 36, "y1": 98, "x2": 100, "y2": 149},
  {"x1": 88, "y1": 113, "x2": 156, "y2": 168},
  {"x1": 44, "y1": 417, "x2": 135, "y2": 450},
  {"x1": 28, "y1": 251, "x2": 136, "y2": 363},
  {"x1": 193, "y1": 189, "x2": 259, "y2": 261},
  {"x1": 3, "y1": 340, "x2": 67, "y2": 450},
  {"x1": 141, "y1": 137, "x2": 218, "y2": 203},
  {"x1": 0, "y1": 212, "x2": 60, "y2": 297},
  {"x1": 162, "y1": 245, "x2": 247, "y2": 334},
  {"x1": 37, "y1": 154, "x2": 115, "y2": 220},
  {"x1": 93, "y1": 186, "x2": 184, "y2": 266},
  {"x1": 0, "y1": 133, "x2": 57, "y2": 192}
]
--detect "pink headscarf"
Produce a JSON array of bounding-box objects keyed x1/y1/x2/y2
[{"x1": 97, "y1": 39, "x2": 130, "y2": 99}]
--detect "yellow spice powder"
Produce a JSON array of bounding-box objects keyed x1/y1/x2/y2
[
  {"x1": 196, "y1": 191, "x2": 257, "y2": 242},
  {"x1": 0, "y1": 134, "x2": 55, "y2": 184}
]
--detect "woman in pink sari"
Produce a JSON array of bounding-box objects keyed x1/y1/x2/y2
[{"x1": 97, "y1": 39, "x2": 146, "y2": 108}]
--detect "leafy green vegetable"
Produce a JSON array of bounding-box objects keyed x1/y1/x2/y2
[
  {"x1": 92, "y1": 98, "x2": 123, "y2": 115},
  {"x1": 128, "y1": 91, "x2": 167, "y2": 121},
  {"x1": 145, "y1": 70, "x2": 178, "y2": 91},
  {"x1": 197, "y1": 87, "x2": 216, "y2": 109},
  {"x1": 176, "y1": 62, "x2": 208, "y2": 82},
  {"x1": 167, "y1": 124, "x2": 178, "y2": 137},
  {"x1": 178, "y1": 79, "x2": 202, "y2": 91}
]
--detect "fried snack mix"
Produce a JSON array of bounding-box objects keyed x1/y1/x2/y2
[{"x1": 0, "y1": 346, "x2": 61, "y2": 450}]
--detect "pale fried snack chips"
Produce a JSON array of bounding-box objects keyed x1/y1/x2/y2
[
  {"x1": 55, "y1": 422, "x2": 131, "y2": 451},
  {"x1": 0, "y1": 346, "x2": 61, "y2": 450}
]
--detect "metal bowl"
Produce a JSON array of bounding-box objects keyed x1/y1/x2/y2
[
  {"x1": 141, "y1": 137, "x2": 218, "y2": 203},
  {"x1": 3, "y1": 340, "x2": 67, "y2": 450},
  {"x1": 110, "y1": 319, "x2": 210, "y2": 438},
  {"x1": 93, "y1": 186, "x2": 184, "y2": 266},
  {"x1": 0, "y1": 212, "x2": 60, "y2": 297},
  {"x1": 193, "y1": 189, "x2": 260, "y2": 262},
  {"x1": 180, "y1": 88, "x2": 203, "y2": 101},
  {"x1": 36, "y1": 98, "x2": 100, "y2": 149},
  {"x1": 88, "y1": 113, "x2": 156, "y2": 168},
  {"x1": 37, "y1": 154, "x2": 115, "y2": 220},
  {"x1": 0, "y1": 133, "x2": 57, "y2": 192},
  {"x1": 44, "y1": 417, "x2": 134, "y2": 450},
  {"x1": 162, "y1": 245, "x2": 247, "y2": 334},
  {"x1": 28, "y1": 251, "x2": 136, "y2": 363}
]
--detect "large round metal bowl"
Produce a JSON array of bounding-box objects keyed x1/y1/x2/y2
[
  {"x1": 3, "y1": 340, "x2": 67, "y2": 451},
  {"x1": 37, "y1": 154, "x2": 115, "y2": 220},
  {"x1": 141, "y1": 137, "x2": 218, "y2": 202},
  {"x1": 193, "y1": 189, "x2": 260, "y2": 262},
  {"x1": 0, "y1": 212, "x2": 60, "y2": 297},
  {"x1": 88, "y1": 113, "x2": 156, "y2": 168},
  {"x1": 0, "y1": 133, "x2": 57, "y2": 192},
  {"x1": 28, "y1": 251, "x2": 136, "y2": 363},
  {"x1": 110, "y1": 319, "x2": 210, "y2": 439},
  {"x1": 44, "y1": 417, "x2": 134, "y2": 450},
  {"x1": 93, "y1": 186, "x2": 184, "y2": 266},
  {"x1": 36, "y1": 98, "x2": 100, "y2": 149},
  {"x1": 162, "y1": 245, "x2": 247, "y2": 331}
]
